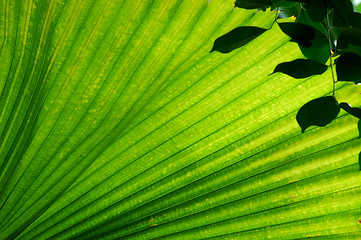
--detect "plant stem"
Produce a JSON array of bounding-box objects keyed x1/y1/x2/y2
[{"x1": 325, "y1": 11, "x2": 336, "y2": 97}]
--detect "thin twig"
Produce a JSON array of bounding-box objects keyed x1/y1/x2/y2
[{"x1": 325, "y1": 11, "x2": 336, "y2": 97}]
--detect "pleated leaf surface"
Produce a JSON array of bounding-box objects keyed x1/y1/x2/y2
[{"x1": 0, "y1": 0, "x2": 361, "y2": 239}]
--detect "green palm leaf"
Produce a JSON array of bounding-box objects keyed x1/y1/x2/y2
[{"x1": 0, "y1": 0, "x2": 360, "y2": 239}]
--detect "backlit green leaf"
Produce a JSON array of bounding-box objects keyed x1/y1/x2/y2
[{"x1": 0, "y1": 0, "x2": 360, "y2": 239}]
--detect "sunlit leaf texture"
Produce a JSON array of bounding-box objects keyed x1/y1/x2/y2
[{"x1": 1, "y1": 0, "x2": 361, "y2": 239}]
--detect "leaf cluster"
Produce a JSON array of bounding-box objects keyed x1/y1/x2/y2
[
  {"x1": 211, "y1": 0, "x2": 361, "y2": 131},
  {"x1": 212, "y1": 0, "x2": 361, "y2": 168}
]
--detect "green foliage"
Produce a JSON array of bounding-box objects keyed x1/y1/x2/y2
[
  {"x1": 272, "y1": 59, "x2": 328, "y2": 78},
  {"x1": 1, "y1": 0, "x2": 361, "y2": 239},
  {"x1": 295, "y1": 9, "x2": 331, "y2": 63},
  {"x1": 329, "y1": 0, "x2": 354, "y2": 27},
  {"x1": 278, "y1": 22, "x2": 328, "y2": 48},
  {"x1": 235, "y1": 0, "x2": 274, "y2": 9},
  {"x1": 213, "y1": 0, "x2": 361, "y2": 130},
  {"x1": 212, "y1": 0, "x2": 361, "y2": 178},
  {"x1": 211, "y1": 27, "x2": 267, "y2": 53},
  {"x1": 356, "y1": 3, "x2": 361, "y2": 13},
  {"x1": 337, "y1": 28, "x2": 361, "y2": 56},
  {"x1": 349, "y1": 12, "x2": 361, "y2": 28},
  {"x1": 296, "y1": 96, "x2": 340, "y2": 133},
  {"x1": 303, "y1": 0, "x2": 327, "y2": 23},
  {"x1": 340, "y1": 103, "x2": 361, "y2": 119},
  {"x1": 336, "y1": 53, "x2": 361, "y2": 83}
]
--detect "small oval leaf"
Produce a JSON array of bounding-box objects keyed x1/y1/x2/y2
[
  {"x1": 328, "y1": 0, "x2": 354, "y2": 27},
  {"x1": 295, "y1": 9, "x2": 329, "y2": 63},
  {"x1": 303, "y1": 0, "x2": 327, "y2": 23},
  {"x1": 235, "y1": 0, "x2": 274, "y2": 9},
  {"x1": 211, "y1": 27, "x2": 267, "y2": 53},
  {"x1": 296, "y1": 8, "x2": 327, "y2": 35},
  {"x1": 296, "y1": 96, "x2": 340, "y2": 133},
  {"x1": 278, "y1": 22, "x2": 328, "y2": 48},
  {"x1": 272, "y1": 59, "x2": 328, "y2": 78},
  {"x1": 339, "y1": 102, "x2": 361, "y2": 119},
  {"x1": 337, "y1": 28, "x2": 361, "y2": 48},
  {"x1": 336, "y1": 53, "x2": 361, "y2": 83},
  {"x1": 299, "y1": 44, "x2": 330, "y2": 64},
  {"x1": 337, "y1": 28, "x2": 361, "y2": 56}
]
